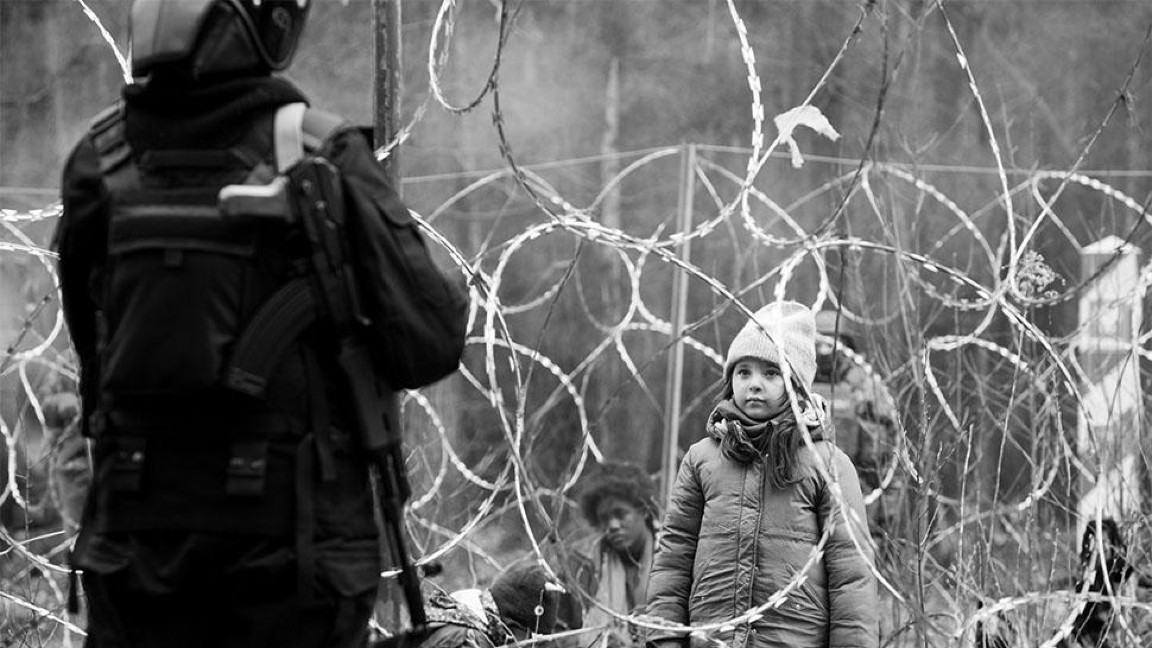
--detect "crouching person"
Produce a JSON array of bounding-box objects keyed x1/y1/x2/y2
[{"x1": 418, "y1": 563, "x2": 564, "y2": 648}]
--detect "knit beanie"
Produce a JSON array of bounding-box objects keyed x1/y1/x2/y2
[
  {"x1": 489, "y1": 563, "x2": 560, "y2": 635},
  {"x1": 724, "y1": 301, "x2": 817, "y2": 391}
]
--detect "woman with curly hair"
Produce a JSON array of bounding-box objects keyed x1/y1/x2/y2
[{"x1": 566, "y1": 462, "x2": 661, "y2": 647}]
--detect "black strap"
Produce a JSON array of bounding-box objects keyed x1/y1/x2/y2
[
  {"x1": 294, "y1": 348, "x2": 332, "y2": 601},
  {"x1": 303, "y1": 347, "x2": 336, "y2": 484},
  {"x1": 91, "y1": 103, "x2": 131, "y2": 175},
  {"x1": 300, "y1": 108, "x2": 347, "y2": 156},
  {"x1": 295, "y1": 433, "x2": 316, "y2": 600}
]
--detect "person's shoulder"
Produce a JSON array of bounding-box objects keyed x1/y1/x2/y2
[
  {"x1": 419, "y1": 622, "x2": 491, "y2": 648},
  {"x1": 795, "y1": 432, "x2": 846, "y2": 463},
  {"x1": 823, "y1": 440, "x2": 856, "y2": 467},
  {"x1": 679, "y1": 437, "x2": 724, "y2": 471},
  {"x1": 795, "y1": 434, "x2": 830, "y2": 459},
  {"x1": 302, "y1": 107, "x2": 389, "y2": 187},
  {"x1": 64, "y1": 102, "x2": 123, "y2": 171},
  {"x1": 61, "y1": 134, "x2": 101, "y2": 184},
  {"x1": 797, "y1": 437, "x2": 861, "y2": 481},
  {"x1": 686, "y1": 436, "x2": 720, "y2": 455}
]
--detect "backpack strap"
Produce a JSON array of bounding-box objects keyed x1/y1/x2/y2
[
  {"x1": 273, "y1": 101, "x2": 347, "y2": 171},
  {"x1": 274, "y1": 102, "x2": 308, "y2": 172},
  {"x1": 90, "y1": 103, "x2": 131, "y2": 175},
  {"x1": 301, "y1": 107, "x2": 347, "y2": 158}
]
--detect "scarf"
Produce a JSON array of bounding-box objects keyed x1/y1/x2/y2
[
  {"x1": 586, "y1": 532, "x2": 654, "y2": 641},
  {"x1": 707, "y1": 397, "x2": 827, "y2": 465}
]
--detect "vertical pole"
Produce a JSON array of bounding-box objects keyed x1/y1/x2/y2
[
  {"x1": 374, "y1": 0, "x2": 403, "y2": 189},
  {"x1": 373, "y1": 0, "x2": 405, "y2": 632},
  {"x1": 661, "y1": 143, "x2": 696, "y2": 505},
  {"x1": 1076, "y1": 236, "x2": 1143, "y2": 526}
]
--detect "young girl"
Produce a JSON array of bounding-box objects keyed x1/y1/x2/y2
[{"x1": 645, "y1": 301, "x2": 878, "y2": 648}]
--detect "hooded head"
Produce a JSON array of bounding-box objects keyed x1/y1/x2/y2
[
  {"x1": 130, "y1": 0, "x2": 310, "y2": 81},
  {"x1": 724, "y1": 301, "x2": 817, "y2": 393},
  {"x1": 488, "y1": 563, "x2": 563, "y2": 638}
]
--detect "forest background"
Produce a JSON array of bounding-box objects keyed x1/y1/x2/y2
[{"x1": 3, "y1": 0, "x2": 1152, "y2": 646}]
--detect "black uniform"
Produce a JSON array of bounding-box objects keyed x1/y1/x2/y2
[{"x1": 57, "y1": 75, "x2": 404, "y2": 647}]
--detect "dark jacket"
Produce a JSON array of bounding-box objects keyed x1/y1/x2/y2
[
  {"x1": 646, "y1": 424, "x2": 878, "y2": 648},
  {"x1": 56, "y1": 75, "x2": 397, "y2": 598}
]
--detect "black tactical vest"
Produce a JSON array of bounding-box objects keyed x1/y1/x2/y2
[{"x1": 83, "y1": 103, "x2": 377, "y2": 543}]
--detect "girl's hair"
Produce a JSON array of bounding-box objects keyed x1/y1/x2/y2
[{"x1": 717, "y1": 366, "x2": 807, "y2": 490}]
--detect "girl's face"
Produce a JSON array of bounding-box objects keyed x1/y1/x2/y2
[{"x1": 731, "y1": 357, "x2": 787, "y2": 420}]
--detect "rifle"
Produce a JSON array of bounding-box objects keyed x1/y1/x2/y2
[
  {"x1": 291, "y1": 158, "x2": 429, "y2": 643},
  {"x1": 221, "y1": 155, "x2": 428, "y2": 644}
]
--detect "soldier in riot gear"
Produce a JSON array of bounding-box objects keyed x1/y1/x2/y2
[{"x1": 55, "y1": 1, "x2": 466, "y2": 646}]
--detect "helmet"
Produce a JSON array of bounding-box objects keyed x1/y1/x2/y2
[{"x1": 131, "y1": 0, "x2": 311, "y2": 79}]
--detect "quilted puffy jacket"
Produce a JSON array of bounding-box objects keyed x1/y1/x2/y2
[{"x1": 645, "y1": 435, "x2": 878, "y2": 648}]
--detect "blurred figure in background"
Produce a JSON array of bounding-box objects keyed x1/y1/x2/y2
[
  {"x1": 566, "y1": 462, "x2": 660, "y2": 648},
  {"x1": 0, "y1": 379, "x2": 86, "y2": 542},
  {"x1": 810, "y1": 309, "x2": 899, "y2": 538},
  {"x1": 41, "y1": 388, "x2": 89, "y2": 532},
  {"x1": 412, "y1": 561, "x2": 564, "y2": 648}
]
